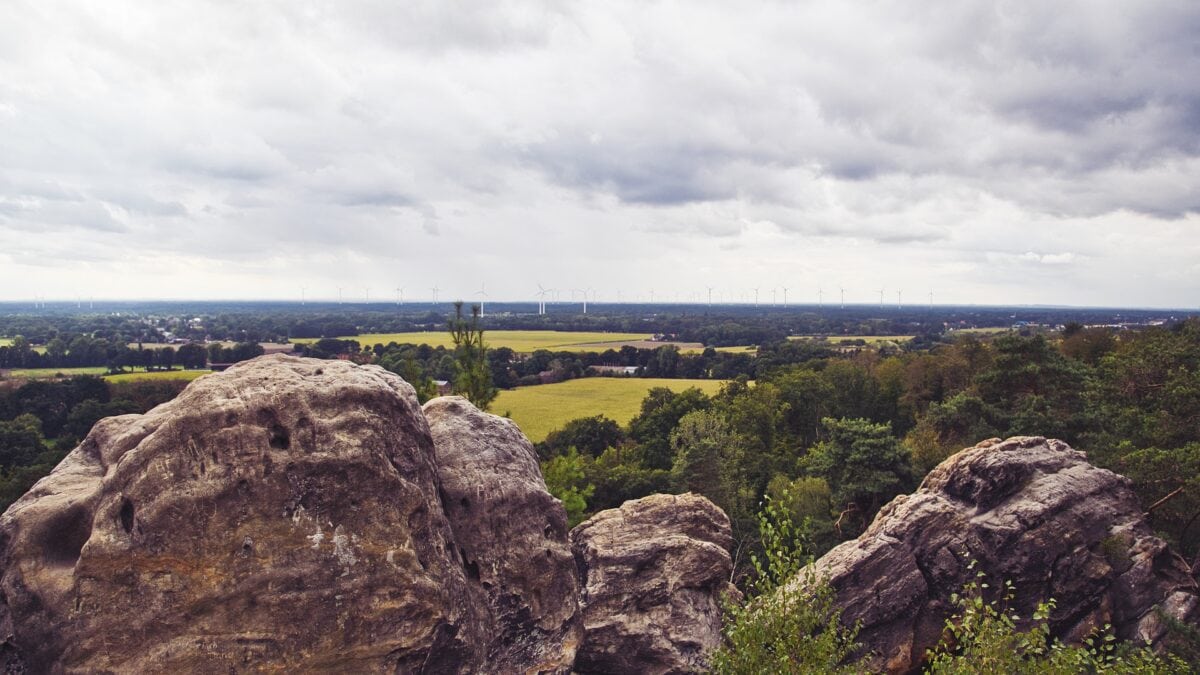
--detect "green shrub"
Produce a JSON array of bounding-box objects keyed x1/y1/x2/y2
[
  {"x1": 926, "y1": 562, "x2": 1188, "y2": 674},
  {"x1": 710, "y1": 490, "x2": 862, "y2": 674}
]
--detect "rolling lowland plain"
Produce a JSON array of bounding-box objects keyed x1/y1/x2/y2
[{"x1": 297, "y1": 330, "x2": 730, "y2": 439}]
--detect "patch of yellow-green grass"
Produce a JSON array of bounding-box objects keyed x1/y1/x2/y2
[
  {"x1": 789, "y1": 334, "x2": 915, "y2": 344},
  {"x1": 492, "y1": 377, "x2": 727, "y2": 442},
  {"x1": 103, "y1": 370, "x2": 212, "y2": 383},
  {"x1": 5, "y1": 366, "x2": 110, "y2": 379},
  {"x1": 293, "y1": 330, "x2": 655, "y2": 353},
  {"x1": 678, "y1": 344, "x2": 759, "y2": 355},
  {"x1": 948, "y1": 327, "x2": 1010, "y2": 335},
  {"x1": 0, "y1": 338, "x2": 12, "y2": 348}
]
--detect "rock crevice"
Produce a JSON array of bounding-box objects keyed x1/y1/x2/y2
[
  {"x1": 0, "y1": 355, "x2": 734, "y2": 674},
  {"x1": 812, "y1": 436, "x2": 1200, "y2": 673}
]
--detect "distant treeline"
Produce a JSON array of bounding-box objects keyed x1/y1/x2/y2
[
  {"x1": 295, "y1": 336, "x2": 853, "y2": 391},
  {"x1": 6, "y1": 303, "x2": 1187, "y2": 351},
  {"x1": 0, "y1": 377, "x2": 190, "y2": 508},
  {"x1": 0, "y1": 335, "x2": 265, "y2": 371}
]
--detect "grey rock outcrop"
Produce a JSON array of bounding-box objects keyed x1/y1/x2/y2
[
  {"x1": 812, "y1": 436, "x2": 1200, "y2": 673},
  {"x1": 424, "y1": 396, "x2": 581, "y2": 673},
  {"x1": 0, "y1": 355, "x2": 733, "y2": 673},
  {"x1": 0, "y1": 355, "x2": 487, "y2": 672},
  {"x1": 571, "y1": 493, "x2": 738, "y2": 674}
]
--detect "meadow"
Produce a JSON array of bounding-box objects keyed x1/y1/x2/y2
[
  {"x1": 294, "y1": 330, "x2": 655, "y2": 353},
  {"x1": 5, "y1": 366, "x2": 110, "y2": 378},
  {"x1": 789, "y1": 334, "x2": 915, "y2": 344},
  {"x1": 103, "y1": 370, "x2": 212, "y2": 383},
  {"x1": 492, "y1": 377, "x2": 727, "y2": 442},
  {"x1": 2, "y1": 367, "x2": 211, "y2": 382},
  {"x1": 0, "y1": 338, "x2": 12, "y2": 347}
]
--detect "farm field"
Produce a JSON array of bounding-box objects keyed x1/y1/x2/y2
[
  {"x1": 0, "y1": 338, "x2": 12, "y2": 347},
  {"x1": 5, "y1": 366, "x2": 109, "y2": 378},
  {"x1": 493, "y1": 377, "x2": 727, "y2": 442},
  {"x1": 2, "y1": 367, "x2": 211, "y2": 381},
  {"x1": 680, "y1": 344, "x2": 759, "y2": 354},
  {"x1": 571, "y1": 338, "x2": 704, "y2": 352},
  {"x1": 104, "y1": 370, "x2": 212, "y2": 383},
  {"x1": 947, "y1": 327, "x2": 1011, "y2": 335},
  {"x1": 294, "y1": 330, "x2": 655, "y2": 353},
  {"x1": 789, "y1": 334, "x2": 915, "y2": 344}
]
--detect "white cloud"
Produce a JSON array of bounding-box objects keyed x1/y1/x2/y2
[{"x1": 0, "y1": 0, "x2": 1198, "y2": 306}]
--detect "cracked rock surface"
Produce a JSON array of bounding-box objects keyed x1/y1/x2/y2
[
  {"x1": 0, "y1": 355, "x2": 733, "y2": 673},
  {"x1": 570, "y1": 493, "x2": 738, "y2": 674},
  {"x1": 811, "y1": 436, "x2": 1200, "y2": 673},
  {"x1": 0, "y1": 355, "x2": 486, "y2": 672}
]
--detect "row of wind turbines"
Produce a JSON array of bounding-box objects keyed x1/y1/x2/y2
[{"x1": 300, "y1": 284, "x2": 937, "y2": 313}]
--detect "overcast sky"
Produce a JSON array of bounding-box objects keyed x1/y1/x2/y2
[{"x1": 2, "y1": 1, "x2": 1198, "y2": 307}]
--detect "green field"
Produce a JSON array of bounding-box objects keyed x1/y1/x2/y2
[
  {"x1": 493, "y1": 377, "x2": 727, "y2": 442},
  {"x1": 294, "y1": 330, "x2": 655, "y2": 353},
  {"x1": 3, "y1": 367, "x2": 211, "y2": 382},
  {"x1": 103, "y1": 370, "x2": 212, "y2": 383},
  {"x1": 5, "y1": 366, "x2": 109, "y2": 379},
  {"x1": 948, "y1": 327, "x2": 1011, "y2": 335},
  {"x1": 0, "y1": 338, "x2": 12, "y2": 348},
  {"x1": 790, "y1": 334, "x2": 914, "y2": 344}
]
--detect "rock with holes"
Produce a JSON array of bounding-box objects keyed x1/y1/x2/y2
[
  {"x1": 0, "y1": 355, "x2": 488, "y2": 672},
  {"x1": 810, "y1": 436, "x2": 1200, "y2": 673},
  {"x1": 424, "y1": 396, "x2": 582, "y2": 672},
  {"x1": 570, "y1": 493, "x2": 738, "y2": 674}
]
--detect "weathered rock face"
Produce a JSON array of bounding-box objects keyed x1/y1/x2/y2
[
  {"x1": 0, "y1": 355, "x2": 486, "y2": 672},
  {"x1": 812, "y1": 436, "x2": 1200, "y2": 673},
  {"x1": 570, "y1": 493, "x2": 738, "y2": 675},
  {"x1": 424, "y1": 396, "x2": 581, "y2": 673},
  {"x1": 0, "y1": 355, "x2": 734, "y2": 674}
]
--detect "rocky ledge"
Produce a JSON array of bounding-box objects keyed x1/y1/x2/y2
[
  {"x1": 811, "y1": 436, "x2": 1200, "y2": 673},
  {"x1": 0, "y1": 355, "x2": 734, "y2": 673}
]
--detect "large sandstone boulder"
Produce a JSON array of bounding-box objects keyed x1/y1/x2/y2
[
  {"x1": 0, "y1": 355, "x2": 487, "y2": 672},
  {"x1": 424, "y1": 396, "x2": 581, "y2": 673},
  {"x1": 0, "y1": 355, "x2": 736, "y2": 674},
  {"x1": 570, "y1": 493, "x2": 738, "y2": 674},
  {"x1": 812, "y1": 436, "x2": 1200, "y2": 673}
]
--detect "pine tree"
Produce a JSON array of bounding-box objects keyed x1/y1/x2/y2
[{"x1": 448, "y1": 301, "x2": 498, "y2": 410}]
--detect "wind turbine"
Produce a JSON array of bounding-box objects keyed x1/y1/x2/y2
[
  {"x1": 771, "y1": 288, "x2": 777, "y2": 306},
  {"x1": 536, "y1": 283, "x2": 548, "y2": 315},
  {"x1": 301, "y1": 286, "x2": 307, "y2": 305},
  {"x1": 649, "y1": 288, "x2": 656, "y2": 303},
  {"x1": 338, "y1": 287, "x2": 344, "y2": 305},
  {"x1": 707, "y1": 286, "x2": 714, "y2": 307},
  {"x1": 928, "y1": 289, "x2": 934, "y2": 309},
  {"x1": 878, "y1": 288, "x2": 885, "y2": 308},
  {"x1": 395, "y1": 286, "x2": 405, "y2": 306},
  {"x1": 475, "y1": 283, "x2": 488, "y2": 317},
  {"x1": 431, "y1": 285, "x2": 440, "y2": 304},
  {"x1": 817, "y1": 285, "x2": 824, "y2": 307},
  {"x1": 840, "y1": 286, "x2": 846, "y2": 309},
  {"x1": 897, "y1": 289, "x2": 903, "y2": 310},
  {"x1": 782, "y1": 287, "x2": 788, "y2": 306},
  {"x1": 364, "y1": 287, "x2": 370, "y2": 304},
  {"x1": 752, "y1": 286, "x2": 760, "y2": 308}
]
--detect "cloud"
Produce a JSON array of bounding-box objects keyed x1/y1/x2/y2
[{"x1": 0, "y1": 0, "x2": 1198, "y2": 306}]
